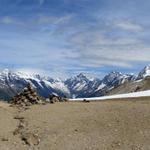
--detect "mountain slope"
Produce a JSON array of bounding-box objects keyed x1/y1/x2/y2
[
  {"x1": 107, "y1": 66, "x2": 150, "y2": 96},
  {"x1": 65, "y1": 73, "x2": 102, "y2": 98},
  {"x1": 90, "y1": 71, "x2": 136, "y2": 97}
]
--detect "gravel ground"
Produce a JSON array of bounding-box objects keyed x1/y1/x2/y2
[{"x1": 0, "y1": 98, "x2": 150, "y2": 150}]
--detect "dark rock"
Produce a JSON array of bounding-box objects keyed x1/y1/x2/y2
[
  {"x1": 14, "y1": 116, "x2": 25, "y2": 120},
  {"x1": 83, "y1": 99, "x2": 90, "y2": 103},
  {"x1": 1, "y1": 137, "x2": 8, "y2": 141}
]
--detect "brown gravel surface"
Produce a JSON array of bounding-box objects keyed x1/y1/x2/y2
[{"x1": 0, "y1": 98, "x2": 150, "y2": 150}]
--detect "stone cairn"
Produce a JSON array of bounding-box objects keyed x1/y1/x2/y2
[
  {"x1": 49, "y1": 94, "x2": 68, "y2": 103},
  {"x1": 10, "y1": 83, "x2": 42, "y2": 107}
]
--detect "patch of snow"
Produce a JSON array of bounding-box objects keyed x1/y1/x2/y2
[
  {"x1": 2, "y1": 69, "x2": 10, "y2": 74},
  {"x1": 74, "y1": 82, "x2": 86, "y2": 91},
  {"x1": 96, "y1": 83, "x2": 106, "y2": 91},
  {"x1": 134, "y1": 79, "x2": 143, "y2": 83},
  {"x1": 121, "y1": 78, "x2": 126, "y2": 84},
  {"x1": 43, "y1": 80, "x2": 70, "y2": 94},
  {"x1": 70, "y1": 90, "x2": 150, "y2": 101},
  {"x1": 15, "y1": 71, "x2": 37, "y2": 80},
  {"x1": 13, "y1": 71, "x2": 44, "y2": 88}
]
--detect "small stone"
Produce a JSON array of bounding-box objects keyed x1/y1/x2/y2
[
  {"x1": 131, "y1": 145, "x2": 142, "y2": 150},
  {"x1": 14, "y1": 116, "x2": 24, "y2": 120},
  {"x1": 1, "y1": 137, "x2": 8, "y2": 141},
  {"x1": 13, "y1": 142, "x2": 17, "y2": 145},
  {"x1": 13, "y1": 128, "x2": 21, "y2": 135},
  {"x1": 21, "y1": 133, "x2": 40, "y2": 146},
  {"x1": 114, "y1": 129, "x2": 118, "y2": 132},
  {"x1": 108, "y1": 124, "x2": 112, "y2": 127},
  {"x1": 83, "y1": 99, "x2": 90, "y2": 103},
  {"x1": 18, "y1": 122, "x2": 26, "y2": 129},
  {"x1": 139, "y1": 130, "x2": 143, "y2": 135},
  {"x1": 50, "y1": 99, "x2": 55, "y2": 104}
]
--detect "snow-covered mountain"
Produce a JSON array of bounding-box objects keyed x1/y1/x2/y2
[
  {"x1": 0, "y1": 69, "x2": 70, "y2": 100},
  {"x1": 65, "y1": 73, "x2": 102, "y2": 98},
  {"x1": 89, "y1": 71, "x2": 136, "y2": 97},
  {"x1": 107, "y1": 66, "x2": 150, "y2": 96},
  {"x1": 137, "y1": 65, "x2": 150, "y2": 79},
  {"x1": 0, "y1": 69, "x2": 137, "y2": 100}
]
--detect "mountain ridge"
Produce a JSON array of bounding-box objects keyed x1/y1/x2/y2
[
  {"x1": 107, "y1": 65, "x2": 150, "y2": 96},
  {"x1": 0, "y1": 69, "x2": 137, "y2": 99},
  {"x1": 1, "y1": 66, "x2": 150, "y2": 100}
]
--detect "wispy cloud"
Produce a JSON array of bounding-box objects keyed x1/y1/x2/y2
[
  {"x1": 115, "y1": 20, "x2": 143, "y2": 32},
  {"x1": 0, "y1": 16, "x2": 24, "y2": 25},
  {"x1": 66, "y1": 21, "x2": 150, "y2": 68},
  {"x1": 37, "y1": 15, "x2": 72, "y2": 25},
  {"x1": 0, "y1": 14, "x2": 73, "y2": 31}
]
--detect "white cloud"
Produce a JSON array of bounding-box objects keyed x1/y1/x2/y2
[
  {"x1": 115, "y1": 20, "x2": 143, "y2": 32},
  {"x1": 0, "y1": 15, "x2": 73, "y2": 28},
  {"x1": 38, "y1": 15, "x2": 72, "y2": 25},
  {"x1": 69, "y1": 31, "x2": 141, "y2": 46},
  {"x1": 67, "y1": 29, "x2": 150, "y2": 68},
  {"x1": 0, "y1": 13, "x2": 148, "y2": 76}
]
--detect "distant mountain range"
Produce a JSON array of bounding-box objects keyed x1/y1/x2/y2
[{"x1": 0, "y1": 66, "x2": 150, "y2": 100}]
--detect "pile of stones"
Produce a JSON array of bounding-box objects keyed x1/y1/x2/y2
[
  {"x1": 49, "y1": 94, "x2": 68, "y2": 103},
  {"x1": 10, "y1": 83, "x2": 42, "y2": 107}
]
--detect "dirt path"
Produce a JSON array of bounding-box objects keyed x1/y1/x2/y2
[
  {"x1": 0, "y1": 99, "x2": 150, "y2": 150},
  {"x1": 0, "y1": 102, "x2": 27, "y2": 150}
]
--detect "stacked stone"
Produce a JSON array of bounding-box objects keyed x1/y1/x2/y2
[
  {"x1": 49, "y1": 94, "x2": 68, "y2": 103},
  {"x1": 11, "y1": 83, "x2": 41, "y2": 107}
]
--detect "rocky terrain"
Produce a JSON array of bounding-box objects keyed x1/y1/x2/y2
[{"x1": 0, "y1": 97, "x2": 150, "y2": 150}]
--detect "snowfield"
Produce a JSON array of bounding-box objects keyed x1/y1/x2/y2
[{"x1": 70, "y1": 90, "x2": 150, "y2": 101}]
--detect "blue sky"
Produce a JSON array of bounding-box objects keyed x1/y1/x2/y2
[{"x1": 0, "y1": 0, "x2": 150, "y2": 78}]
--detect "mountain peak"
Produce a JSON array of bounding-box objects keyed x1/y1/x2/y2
[
  {"x1": 138, "y1": 65, "x2": 150, "y2": 79},
  {"x1": 76, "y1": 73, "x2": 87, "y2": 78},
  {"x1": 105, "y1": 71, "x2": 122, "y2": 79},
  {"x1": 1, "y1": 69, "x2": 11, "y2": 74},
  {"x1": 143, "y1": 65, "x2": 150, "y2": 72}
]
